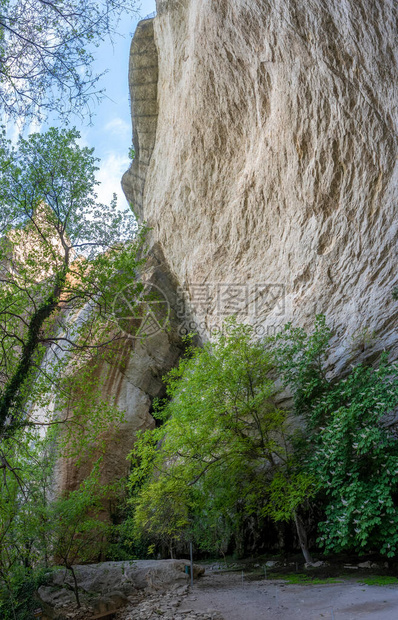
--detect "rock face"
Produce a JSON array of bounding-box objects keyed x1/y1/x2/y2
[
  {"x1": 54, "y1": 244, "x2": 186, "y2": 493},
  {"x1": 122, "y1": 17, "x2": 159, "y2": 219},
  {"x1": 56, "y1": 0, "x2": 398, "y2": 511},
  {"x1": 123, "y1": 0, "x2": 398, "y2": 372},
  {"x1": 37, "y1": 560, "x2": 205, "y2": 619}
]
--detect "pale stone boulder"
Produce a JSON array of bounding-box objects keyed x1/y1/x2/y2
[{"x1": 37, "y1": 560, "x2": 205, "y2": 619}]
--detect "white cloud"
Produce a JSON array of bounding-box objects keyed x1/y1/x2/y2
[
  {"x1": 27, "y1": 118, "x2": 42, "y2": 135},
  {"x1": 4, "y1": 117, "x2": 42, "y2": 144},
  {"x1": 5, "y1": 120, "x2": 22, "y2": 145},
  {"x1": 77, "y1": 128, "x2": 90, "y2": 148},
  {"x1": 104, "y1": 117, "x2": 131, "y2": 138},
  {"x1": 96, "y1": 151, "x2": 130, "y2": 210}
]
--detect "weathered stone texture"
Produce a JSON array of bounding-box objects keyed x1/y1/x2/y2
[
  {"x1": 122, "y1": 17, "x2": 159, "y2": 219},
  {"x1": 123, "y1": 0, "x2": 398, "y2": 372},
  {"x1": 37, "y1": 560, "x2": 205, "y2": 619},
  {"x1": 54, "y1": 245, "x2": 185, "y2": 493}
]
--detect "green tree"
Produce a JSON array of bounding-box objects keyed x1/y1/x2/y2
[
  {"x1": 129, "y1": 321, "x2": 314, "y2": 562},
  {"x1": 0, "y1": 126, "x2": 144, "y2": 429},
  {"x1": 0, "y1": 125, "x2": 148, "y2": 496},
  {"x1": 272, "y1": 317, "x2": 398, "y2": 558},
  {"x1": 0, "y1": 436, "x2": 114, "y2": 613},
  {"x1": 0, "y1": 127, "x2": 147, "y2": 613},
  {"x1": 0, "y1": 429, "x2": 55, "y2": 618},
  {"x1": 131, "y1": 476, "x2": 190, "y2": 559},
  {"x1": 48, "y1": 464, "x2": 113, "y2": 607},
  {"x1": 310, "y1": 357, "x2": 398, "y2": 557},
  {"x1": 270, "y1": 315, "x2": 332, "y2": 420},
  {"x1": 0, "y1": 0, "x2": 138, "y2": 122}
]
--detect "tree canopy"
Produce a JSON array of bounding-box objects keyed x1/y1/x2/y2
[
  {"x1": 0, "y1": 126, "x2": 145, "y2": 448},
  {"x1": 0, "y1": 124, "x2": 146, "y2": 614},
  {"x1": 272, "y1": 317, "x2": 398, "y2": 557},
  {"x1": 127, "y1": 317, "x2": 398, "y2": 563},
  {"x1": 129, "y1": 321, "x2": 315, "y2": 561},
  {"x1": 0, "y1": 0, "x2": 138, "y2": 122}
]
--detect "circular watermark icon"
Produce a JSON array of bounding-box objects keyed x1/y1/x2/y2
[{"x1": 112, "y1": 282, "x2": 170, "y2": 340}]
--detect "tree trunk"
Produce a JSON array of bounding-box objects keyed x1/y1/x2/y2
[
  {"x1": 69, "y1": 565, "x2": 81, "y2": 608},
  {"x1": 293, "y1": 511, "x2": 313, "y2": 564},
  {"x1": 0, "y1": 269, "x2": 67, "y2": 433}
]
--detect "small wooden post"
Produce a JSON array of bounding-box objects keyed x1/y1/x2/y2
[{"x1": 190, "y1": 542, "x2": 194, "y2": 587}]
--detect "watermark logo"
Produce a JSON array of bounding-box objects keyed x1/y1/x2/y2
[
  {"x1": 112, "y1": 280, "x2": 286, "y2": 340},
  {"x1": 176, "y1": 282, "x2": 286, "y2": 337},
  {"x1": 112, "y1": 282, "x2": 170, "y2": 340},
  {"x1": 176, "y1": 282, "x2": 285, "y2": 319}
]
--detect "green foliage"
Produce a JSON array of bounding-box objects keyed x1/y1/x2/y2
[
  {"x1": 0, "y1": 126, "x2": 147, "y2": 608},
  {"x1": 129, "y1": 320, "x2": 306, "y2": 558},
  {"x1": 0, "y1": 126, "x2": 146, "y2": 442},
  {"x1": 107, "y1": 512, "x2": 151, "y2": 561},
  {"x1": 125, "y1": 316, "x2": 398, "y2": 562},
  {"x1": 0, "y1": 125, "x2": 138, "y2": 249},
  {"x1": 50, "y1": 464, "x2": 112, "y2": 566},
  {"x1": 49, "y1": 464, "x2": 113, "y2": 606},
  {"x1": 311, "y1": 357, "x2": 398, "y2": 557},
  {"x1": 271, "y1": 317, "x2": 398, "y2": 558},
  {"x1": 270, "y1": 573, "x2": 342, "y2": 585},
  {"x1": 0, "y1": 432, "x2": 51, "y2": 614},
  {"x1": 0, "y1": 567, "x2": 51, "y2": 620},
  {"x1": 131, "y1": 476, "x2": 190, "y2": 558},
  {"x1": 360, "y1": 576, "x2": 398, "y2": 586},
  {"x1": 0, "y1": 435, "x2": 115, "y2": 611},
  {"x1": 187, "y1": 458, "x2": 273, "y2": 558},
  {"x1": 265, "y1": 470, "x2": 317, "y2": 523},
  {"x1": 0, "y1": 431, "x2": 55, "y2": 598},
  {"x1": 0, "y1": 0, "x2": 139, "y2": 122},
  {"x1": 270, "y1": 315, "x2": 332, "y2": 419}
]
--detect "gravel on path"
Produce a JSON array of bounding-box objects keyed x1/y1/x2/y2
[{"x1": 117, "y1": 570, "x2": 398, "y2": 619}]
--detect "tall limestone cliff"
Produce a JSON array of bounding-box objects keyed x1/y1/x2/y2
[
  {"x1": 123, "y1": 0, "x2": 398, "y2": 374},
  {"x1": 57, "y1": 0, "x2": 398, "y2": 498},
  {"x1": 53, "y1": 245, "x2": 186, "y2": 495}
]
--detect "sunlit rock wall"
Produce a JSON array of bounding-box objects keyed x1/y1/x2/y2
[
  {"x1": 123, "y1": 0, "x2": 398, "y2": 373},
  {"x1": 122, "y1": 17, "x2": 159, "y2": 219},
  {"x1": 54, "y1": 244, "x2": 185, "y2": 494}
]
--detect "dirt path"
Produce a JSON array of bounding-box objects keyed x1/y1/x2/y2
[{"x1": 176, "y1": 571, "x2": 398, "y2": 619}]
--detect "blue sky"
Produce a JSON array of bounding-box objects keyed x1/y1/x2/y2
[
  {"x1": 9, "y1": 0, "x2": 156, "y2": 212},
  {"x1": 82, "y1": 0, "x2": 157, "y2": 210}
]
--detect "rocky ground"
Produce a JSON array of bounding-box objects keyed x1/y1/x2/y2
[
  {"x1": 115, "y1": 584, "x2": 224, "y2": 620},
  {"x1": 37, "y1": 560, "x2": 204, "y2": 619},
  {"x1": 116, "y1": 568, "x2": 398, "y2": 620},
  {"x1": 38, "y1": 559, "x2": 398, "y2": 619}
]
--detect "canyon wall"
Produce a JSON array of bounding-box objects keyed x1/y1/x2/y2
[
  {"x1": 60, "y1": 0, "x2": 398, "y2": 497},
  {"x1": 54, "y1": 244, "x2": 186, "y2": 493},
  {"x1": 123, "y1": 0, "x2": 398, "y2": 374}
]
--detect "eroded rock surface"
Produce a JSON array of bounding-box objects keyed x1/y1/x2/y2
[
  {"x1": 54, "y1": 244, "x2": 186, "y2": 494},
  {"x1": 37, "y1": 560, "x2": 205, "y2": 619},
  {"x1": 55, "y1": 0, "x2": 398, "y2": 513},
  {"x1": 122, "y1": 16, "x2": 159, "y2": 218},
  {"x1": 123, "y1": 0, "x2": 398, "y2": 372}
]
